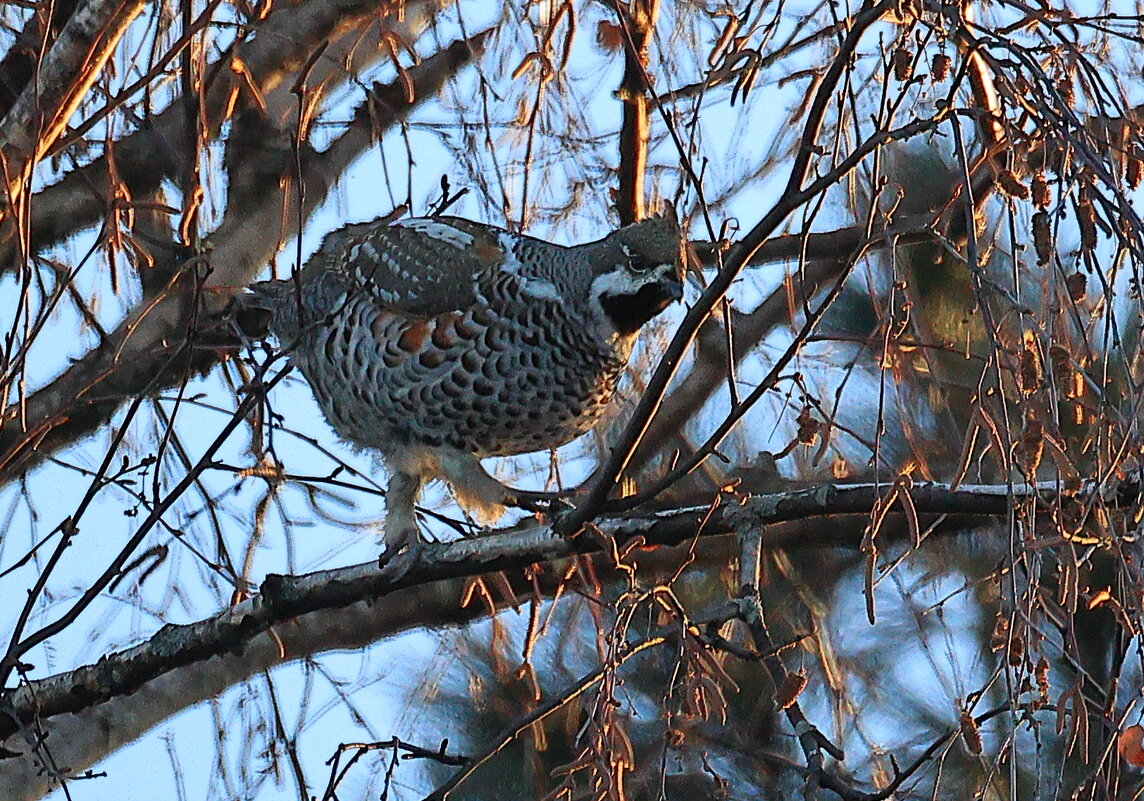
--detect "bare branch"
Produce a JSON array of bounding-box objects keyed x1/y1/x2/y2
[
  {"x1": 613, "y1": 0, "x2": 658, "y2": 225},
  {"x1": 0, "y1": 29, "x2": 490, "y2": 483},
  {"x1": 1, "y1": 475, "x2": 1121, "y2": 743},
  {"x1": 0, "y1": 0, "x2": 83, "y2": 119},
  {"x1": 0, "y1": 0, "x2": 146, "y2": 216},
  {"x1": 0, "y1": 0, "x2": 446, "y2": 275}
]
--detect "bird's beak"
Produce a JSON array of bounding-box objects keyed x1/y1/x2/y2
[{"x1": 646, "y1": 269, "x2": 684, "y2": 311}]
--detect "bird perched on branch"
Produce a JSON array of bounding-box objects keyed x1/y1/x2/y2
[{"x1": 236, "y1": 211, "x2": 685, "y2": 570}]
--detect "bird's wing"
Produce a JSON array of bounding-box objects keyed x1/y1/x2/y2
[{"x1": 312, "y1": 216, "x2": 512, "y2": 317}]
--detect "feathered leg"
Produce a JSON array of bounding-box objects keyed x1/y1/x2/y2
[
  {"x1": 435, "y1": 448, "x2": 570, "y2": 523},
  {"x1": 379, "y1": 469, "x2": 423, "y2": 578}
]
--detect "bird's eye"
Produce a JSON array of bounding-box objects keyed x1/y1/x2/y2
[
  {"x1": 627, "y1": 257, "x2": 654, "y2": 274},
  {"x1": 619, "y1": 244, "x2": 654, "y2": 274}
]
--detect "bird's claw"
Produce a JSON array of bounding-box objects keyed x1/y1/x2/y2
[
  {"x1": 509, "y1": 490, "x2": 574, "y2": 516},
  {"x1": 378, "y1": 530, "x2": 423, "y2": 581}
]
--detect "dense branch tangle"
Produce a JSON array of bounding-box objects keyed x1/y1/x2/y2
[{"x1": 1, "y1": 1, "x2": 1143, "y2": 800}]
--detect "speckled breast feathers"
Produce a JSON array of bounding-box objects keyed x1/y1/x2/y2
[{"x1": 241, "y1": 212, "x2": 683, "y2": 552}]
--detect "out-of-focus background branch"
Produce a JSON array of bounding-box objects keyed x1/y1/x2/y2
[{"x1": 0, "y1": 6, "x2": 481, "y2": 480}]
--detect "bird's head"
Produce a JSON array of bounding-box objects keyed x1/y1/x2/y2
[{"x1": 589, "y1": 210, "x2": 686, "y2": 337}]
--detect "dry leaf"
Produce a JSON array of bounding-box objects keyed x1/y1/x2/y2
[
  {"x1": 893, "y1": 47, "x2": 913, "y2": 81},
  {"x1": 1119, "y1": 725, "x2": 1144, "y2": 766},
  {"x1": 1033, "y1": 211, "x2": 1052, "y2": 264},
  {"x1": 999, "y1": 170, "x2": 1030, "y2": 199},
  {"x1": 960, "y1": 709, "x2": 982, "y2": 755},
  {"x1": 596, "y1": 20, "x2": 624, "y2": 52},
  {"x1": 776, "y1": 671, "x2": 808, "y2": 710},
  {"x1": 931, "y1": 52, "x2": 950, "y2": 81},
  {"x1": 1032, "y1": 172, "x2": 1051, "y2": 208}
]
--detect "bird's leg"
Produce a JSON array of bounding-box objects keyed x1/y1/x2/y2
[
  {"x1": 434, "y1": 448, "x2": 569, "y2": 524},
  {"x1": 379, "y1": 469, "x2": 424, "y2": 578},
  {"x1": 434, "y1": 448, "x2": 511, "y2": 526}
]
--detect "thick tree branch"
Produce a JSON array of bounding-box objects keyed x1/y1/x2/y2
[
  {"x1": 0, "y1": 29, "x2": 489, "y2": 483},
  {"x1": 0, "y1": 578, "x2": 525, "y2": 801},
  {"x1": 0, "y1": 0, "x2": 447, "y2": 275},
  {"x1": 0, "y1": 538, "x2": 734, "y2": 800},
  {"x1": 0, "y1": 0, "x2": 83, "y2": 119},
  {"x1": 0, "y1": 0, "x2": 146, "y2": 213},
  {"x1": 1, "y1": 476, "x2": 1120, "y2": 743}
]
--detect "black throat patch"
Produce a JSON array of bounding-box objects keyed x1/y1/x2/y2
[{"x1": 599, "y1": 282, "x2": 679, "y2": 336}]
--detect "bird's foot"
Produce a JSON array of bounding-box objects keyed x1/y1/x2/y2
[
  {"x1": 508, "y1": 489, "x2": 575, "y2": 516},
  {"x1": 377, "y1": 528, "x2": 424, "y2": 582}
]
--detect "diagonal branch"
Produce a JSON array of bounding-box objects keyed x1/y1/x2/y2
[
  {"x1": 0, "y1": 0, "x2": 84, "y2": 120},
  {"x1": 556, "y1": 0, "x2": 898, "y2": 536},
  {"x1": 0, "y1": 29, "x2": 490, "y2": 484},
  {"x1": 0, "y1": 0, "x2": 146, "y2": 214},
  {"x1": 0, "y1": 575, "x2": 531, "y2": 801},
  {"x1": 0, "y1": 0, "x2": 448, "y2": 276},
  {"x1": 423, "y1": 635, "x2": 668, "y2": 800},
  {"x1": 629, "y1": 216, "x2": 941, "y2": 478}
]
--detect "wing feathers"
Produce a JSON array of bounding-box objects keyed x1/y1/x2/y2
[{"x1": 316, "y1": 216, "x2": 506, "y2": 317}]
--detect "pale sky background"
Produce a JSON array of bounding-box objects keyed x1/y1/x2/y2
[{"x1": 2, "y1": 0, "x2": 1139, "y2": 797}]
